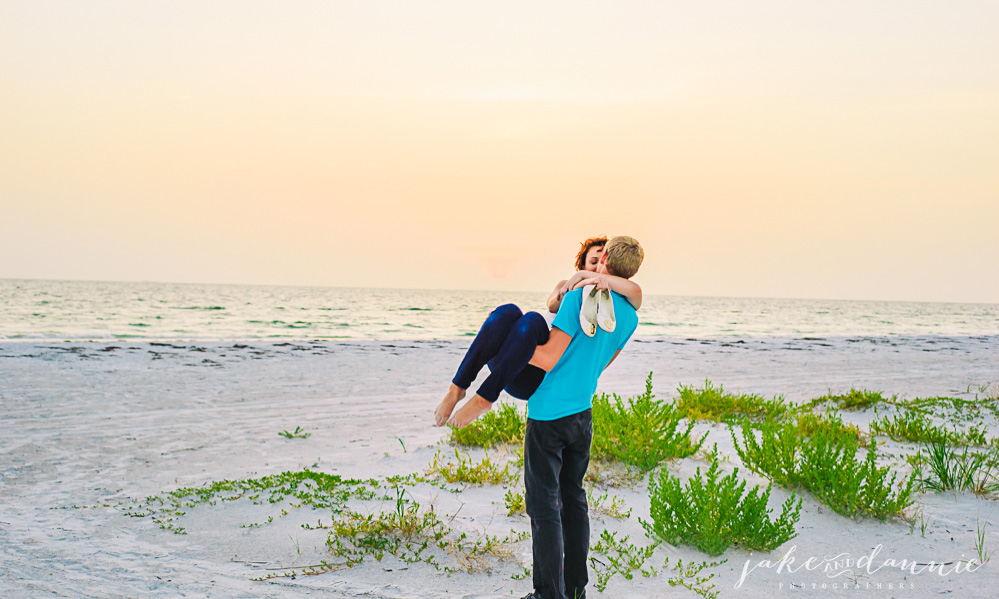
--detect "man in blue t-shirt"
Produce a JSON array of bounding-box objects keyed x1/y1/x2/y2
[{"x1": 516, "y1": 236, "x2": 644, "y2": 599}]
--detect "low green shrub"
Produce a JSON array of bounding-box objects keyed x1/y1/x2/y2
[
  {"x1": 872, "y1": 411, "x2": 989, "y2": 446},
  {"x1": 810, "y1": 388, "x2": 889, "y2": 411},
  {"x1": 676, "y1": 380, "x2": 789, "y2": 423},
  {"x1": 591, "y1": 373, "x2": 706, "y2": 471},
  {"x1": 589, "y1": 529, "x2": 659, "y2": 592},
  {"x1": 449, "y1": 401, "x2": 526, "y2": 447},
  {"x1": 426, "y1": 449, "x2": 515, "y2": 485},
  {"x1": 504, "y1": 489, "x2": 525, "y2": 515},
  {"x1": 732, "y1": 420, "x2": 916, "y2": 519},
  {"x1": 641, "y1": 447, "x2": 801, "y2": 556},
  {"x1": 794, "y1": 410, "x2": 867, "y2": 447}
]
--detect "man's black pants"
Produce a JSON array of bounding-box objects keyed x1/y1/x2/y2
[{"x1": 525, "y1": 409, "x2": 592, "y2": 599}]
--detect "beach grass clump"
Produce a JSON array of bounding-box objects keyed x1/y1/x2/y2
[
  {"x1": 587, "y1": 489, "x2": 632, "y2": 519},
  {"x1": 810, "y1": 388, "x2": 889, "y2": 411},
  {"x1": 426, "y1": 449, "x2": 515, "y2": 485},
  {"x1": 871, "y1": 411, "x2": 989, "y2": 447},
  {"x1": 640, "y1": 447, "x2": 801, "y2": 556},
  {"x1": 676, "y1": 380, "x2": 790, "y2": 423},
  {"x1": 324, "y1": 487, "x2": 450, "y2": 570},
  {"x1": 732, "y1": 420, "x2": 916, "y2": 519},
  {"x1": 449, "y1": 401, "x2": 526, "y2": 447},
  {"x1": 278, "y1": 426, "x2": 311, "y2": 439},
  {"x1": 591, "y1": 373, "x2": 706, "y2": 471},
  {"x1": 308, "y1": 487, "x2": 530, "y2": 577},
  {"x1": 916, "y1": 442, "x2": 999, "y2": 497},
  {"x1": 975, "y1": 519, "x2": 993, "y2": 565}
]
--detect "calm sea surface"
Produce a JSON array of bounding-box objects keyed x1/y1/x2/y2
[{"x1": 2, "y1": 279, "x2": 997, "y2": 341}]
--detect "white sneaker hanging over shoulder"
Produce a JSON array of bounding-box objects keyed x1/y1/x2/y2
[
  {"x1": 579, "y1": 285, "x2": 599, "y2": 337},
  {"x1": 596, "y1": 288, "x2": 616, "y2": 333}
]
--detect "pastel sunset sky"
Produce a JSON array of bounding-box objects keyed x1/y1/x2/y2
[{"x1": 2, "y1": 1, "x2": 996, "y2": 302}]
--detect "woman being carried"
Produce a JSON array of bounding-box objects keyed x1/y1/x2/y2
[{"x1": 434, "y1": 236, "x2": 642, "y2": 428}]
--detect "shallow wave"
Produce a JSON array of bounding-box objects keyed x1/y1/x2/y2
[{"x1": 3, "y1": 280, "x2": 998, "y2": 341}]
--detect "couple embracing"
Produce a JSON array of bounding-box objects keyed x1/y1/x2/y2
[{"x1": 435, "y1": 235, "x2": 645, "y2": 599}]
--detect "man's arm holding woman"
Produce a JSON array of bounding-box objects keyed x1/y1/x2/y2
[
  {"x1": 548, "y1": 273, "x2": 642, "y2": 313},
  {"x1": 528, "y1": 330, "x2": 621, "y2": 374}
]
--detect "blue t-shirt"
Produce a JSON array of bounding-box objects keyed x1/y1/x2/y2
[{"x1": 527, "y1": 288, "x2": 638, "y2": 421}]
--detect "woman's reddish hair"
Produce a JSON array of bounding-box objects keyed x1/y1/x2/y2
[{"x1": 573, "y1": 236, "x2": 608, "y2": 271}]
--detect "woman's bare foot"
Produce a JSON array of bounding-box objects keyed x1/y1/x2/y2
[
  {"x1": 448, "y1": 395, "x2": 493, "y2": 428},
  {"x1": 435, "y1": 383, "x2": 466, "y2": 427}
]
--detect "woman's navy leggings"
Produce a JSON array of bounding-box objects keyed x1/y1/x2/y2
[{"x1": 452, "y1": 304, "x2": 550, "y2": 402}]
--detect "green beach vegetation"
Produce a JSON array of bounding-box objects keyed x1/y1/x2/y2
[
  {"x1": 642, "y1": 446, "x2": 802, "y2": 556},
  {"x1": 809, "y1": 388, "x2": 890, "y2": 411},
  {"x1": 426, "y1": 448, "x2": 515, "y2": 485},
  {"x1": 449, "y1": 401, "x2": 526, "y2": 447},
  {"x1": 451, "y1": 374, "x2": 706, "y2": 473},
  {"x1": 916, "y1": 442, "x2": 999, "y2": 497},
  {"x1": 278, "y1": 425, "x2": 311, "y2": 439},
  {"x1": 590, "y1": 374, "x2": 705, "y2": 471},
  {"x1": 93, "y1": 374, "x2": 995, "y2": 594},
  {"x1": 871, "y1": 410, "x2": 990, "y2": 446},
  {"x1": 676, "y1": 380, "x2": 790, "y2": 423},
  {"x1": 731, "y1": 417, "x2": 917, "y2": 519}
]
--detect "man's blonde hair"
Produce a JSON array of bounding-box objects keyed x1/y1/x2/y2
[{"x1": 604, "y1": 236, "x2": 644, "y2": 279}]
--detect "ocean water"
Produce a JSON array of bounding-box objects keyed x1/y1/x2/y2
[{"x1": 2, "y1": 279, "x2": 998, "y2": 341}]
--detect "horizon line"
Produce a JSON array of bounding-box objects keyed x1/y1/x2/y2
[{"x1": 2, "y1": 276, "x2": 997, "y2": 307}]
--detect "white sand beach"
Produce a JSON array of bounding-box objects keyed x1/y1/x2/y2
[{"x1": 2, "y1": 336, "x2": 998, "y2": 598}]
